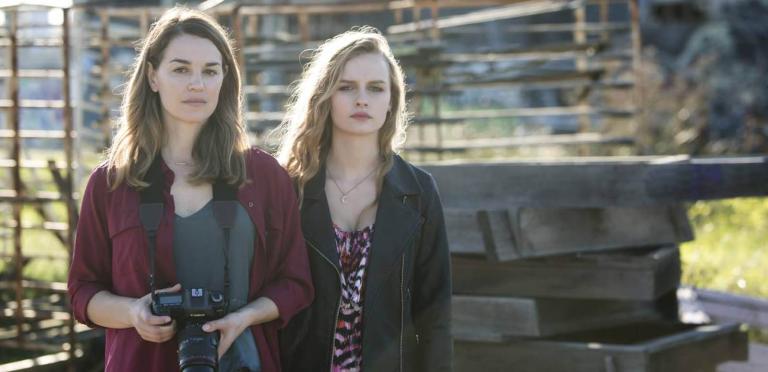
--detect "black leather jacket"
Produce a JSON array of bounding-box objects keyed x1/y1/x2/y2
[{"x1": 280, "y1": 155, "x2": 453, "y2": 371}]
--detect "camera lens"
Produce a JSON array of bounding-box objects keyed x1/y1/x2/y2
[{"x1": 177, "y1": 323, "x2": 219, "y2": 372}]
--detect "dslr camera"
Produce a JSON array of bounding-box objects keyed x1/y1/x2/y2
[{"x1": 152, "y1": 288, "x2": 228, "y2": 372}]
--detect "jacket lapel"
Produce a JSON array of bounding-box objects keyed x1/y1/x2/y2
[
  {"x1": 301, "y1": 166, "x2": 341, "y2": 271},
  {"x1": 364, "y1": 156, "x2": 423, "y2": 300}
]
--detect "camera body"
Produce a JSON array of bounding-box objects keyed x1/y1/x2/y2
[
  {"x1": 151, "y1": 288, "x2": 228, "y2": 319},
  {"x1": 151, "y1": 288, "x2": 228, "y2": 372}
]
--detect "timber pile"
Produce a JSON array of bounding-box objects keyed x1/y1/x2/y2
[{"x1": 421, "y1": 155, "x2": 768, "y2": 371}]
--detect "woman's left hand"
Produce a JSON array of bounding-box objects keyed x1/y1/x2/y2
[{"x1": 202, "y1": 311, "x2": 250, "y2": 358}]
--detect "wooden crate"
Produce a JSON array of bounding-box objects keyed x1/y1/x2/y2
[
  {"x1": 454, "y1": 322, "x2": 748, "y2": 372},
  {"x1": 447, "y1": 205, "x2": 692, "y2": 261},
  {"x1": 452, "y1": 245, "x2": 681, "y2": 300}
]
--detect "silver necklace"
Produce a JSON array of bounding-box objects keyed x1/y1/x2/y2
[{"x1": 327, "y1": 165, "x2": 379, "y2": 204}]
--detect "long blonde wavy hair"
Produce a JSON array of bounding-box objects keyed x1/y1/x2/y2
[
  {"x1": 106, "y1": 6, "x2": 248, "y2": 190},
  {"x1": 273, "y1": 26, "x2": 409, "y2": 202}
]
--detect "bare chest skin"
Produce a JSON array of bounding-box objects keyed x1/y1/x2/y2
[
  {"x1": 169, "y1": 167, "x2": 213, "y2": 218},
  {"x1": 325, "y1": 177, "x2": 378, "y2": 232}
]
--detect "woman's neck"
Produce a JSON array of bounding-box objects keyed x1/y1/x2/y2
[
  {"x1": 326, "y1": 131, "x2": 381, "y2": 180},
  {"x1": 161, "y1": 117, "x2": 204, "y2": 164}
]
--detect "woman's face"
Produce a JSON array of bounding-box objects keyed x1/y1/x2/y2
[
  {"x1": 148, "y1": 34, "x2": 225, "y2": 126},
  {"x1": 330, "y1": 52, "x2": 391, "y2": 138}
]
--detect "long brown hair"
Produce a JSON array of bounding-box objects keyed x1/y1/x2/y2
[
  {"x1": 273, "y1": 26, "x2": 409, "y2": 201},
  {"x1": 106, "y1": 6, "x2": 247, "y2": 190}
]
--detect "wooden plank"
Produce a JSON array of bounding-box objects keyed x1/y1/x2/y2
[
  {"x1": 0, "y1": 189, "x2": 70, "y2": 202},
  {"x1": 421, "y1": 156, "x2": 768, "y2": 208},
  {"x1": 0, "y1": 351, "x2": 78, "y2": 372},
  {"x1": 1, "y1": 307, "x2": 71, "y2": 321},
  {"x1": 694, "y1": 288, "x2": 768, "y2": 329},
  {"x1": 453, "y1": 295, "x2": 662, "y2": 338},
  {"x1": 440, "y1": 106, "x2": 632, "y2": 119},
  {"x1": 388, "y1": 0, "x2": 583, "y2": 34},
  {"x1": 447, "y1": 205, "x2": 692, "y2": 260},
  {"x1": 0, "y1": 130, "x2": 74, "y2": 139},
  {"x1": 0, "y1": 99, "x2": 67, "y2": 109},
  {"x1": 452, "y1": 245, "x2": 680, "y2": 300},
  {"x1": 403, "y1": 41, "x2": 608, "y2": 64},
  {"x1": 447, "y1": 68, "x2": 605, "y2": 89},
  {"x1": 454, "y1": 322, "x2": 747, "y2": 372},
  {"x1": 0, "y1": 280, "x2": 67, "y2": 293},
  {"x1": 0, "y1": 69, "x2": 65, "y2": 78},
  {"x1": 0, "y1": 159, "x2": 74, "y2": 169},
  {"x1": 406, "y1": 133, "x2": 634, "y2": 152}
]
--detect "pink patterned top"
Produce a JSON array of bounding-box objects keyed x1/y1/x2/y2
[{"x1": 331, "y1": 223, "x2": 374, "y2": 372}]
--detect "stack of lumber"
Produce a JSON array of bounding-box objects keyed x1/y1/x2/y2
[{"x1": 421, "y1": 155, "x2": 767, "y2": 371}]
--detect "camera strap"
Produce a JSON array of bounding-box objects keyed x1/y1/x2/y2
[{"x1": 139, "y1": 155, "x2": 238, "y2": 310}]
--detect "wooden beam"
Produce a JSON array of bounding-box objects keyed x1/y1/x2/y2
[
  {"x1": 447, "y1": 205, "x2": 692, "y2": 261},
  {"x1": 452, "y1": 245, "x2": 680, "y2": 300},
  {"x1": 693, "y1": 288, "x2": 768, "y2": 329},
  {"x1": 388, "y1": 0, "x2": 583, "y2": 34},
  {"x1": 453, "y1": 295, "x2": 663, "y2": 339},
  {"x1": 454, "y1": 322, "x2": 747, "y2": 371},
  {"x1": 421, "y1": 156, "x2": 768, "y2": 208},
  {"x1": 406, "y1": 133, "x2": 634, "y2": 152}
]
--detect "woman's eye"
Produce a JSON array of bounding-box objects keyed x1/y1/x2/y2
[
  {"x1": 338, "y1": 85, "x2": 352, "y2": 91},
  {"x1": 173, "y1": 67, "x2": 188, "y2": 73},
  {"x1": 204, "y1": 69, "x2": 218, "y2": 76},
  {"x1": 369, "y1": 86, "x2": 384, "y2": 92}
]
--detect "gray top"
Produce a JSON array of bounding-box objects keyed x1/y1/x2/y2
[{"x1": 174, "y1": 200, "x2": 261, "y2": 372}]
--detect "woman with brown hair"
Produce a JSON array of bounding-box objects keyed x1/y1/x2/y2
[
  {"x1": 275, "y1": 27, "x2": 452, "y2": 371},
  {"x1": 67, "y1": 7, "x2": 312, "y2": 372}
]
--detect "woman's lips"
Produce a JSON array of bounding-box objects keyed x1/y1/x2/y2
[{"x1": 182, "y1": 99, "x2": 207, "y2": 107}]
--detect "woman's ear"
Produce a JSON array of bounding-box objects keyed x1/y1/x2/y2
[{"x1": 147, "y1": 63, "x2": 159, "y2": 92}]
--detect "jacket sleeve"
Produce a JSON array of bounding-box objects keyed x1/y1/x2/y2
[
  {"x1": 67, "y1": 167, "x2": 112, "y2": 328},
  {"x1": 259, "y1": 164, "x2": 314, "y2": 328},
  {"x1": 413, "y1": 174, "x2": 453, "y2": 371}
]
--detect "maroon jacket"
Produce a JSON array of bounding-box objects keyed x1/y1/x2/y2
[{"x1": 67, "y1": 147, "x2": 313, "y2": 372}]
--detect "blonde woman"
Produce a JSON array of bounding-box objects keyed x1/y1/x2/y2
[
  {"x1": 275, "y1": 27, "x2": 452, "y2": 371},
  {"x1": 68, "y1": 7, "x2": 312, "y2": 372}
]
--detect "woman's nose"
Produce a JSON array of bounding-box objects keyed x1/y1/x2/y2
[
  {"x1": 355, "y1": 94, "x2": 368, "y2": 107},
  {"x1": 187, "y1": 74, "x2": 204, "y2": 91}
]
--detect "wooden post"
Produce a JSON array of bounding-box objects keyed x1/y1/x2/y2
[
  {"x1": 599, "y1": 0, "x2": 610, "y2": 44},
  {"x1": 429, "y1": 0, "x2": 440, "y2": 41},
  {"x1": 60, "y1": 7, "x2": 77, "y2": 370},
  {"x1": 9, "y1": 7, "x2": 23, "y2": 348},
  {"x1": 573, "y1": 2, "x2": 590, "y2": 155},
  {"x1": 140, "y1": 9, "x2": 149, "y2": 38},
  {"x1": 629, "y1": 0, "x2": 642, "y2": 155},
  {"x1": 232, "y1": 6, "x2": 245, "y2": 71},
  {"x1": 99, "y1": 9, "x2": 111, "y2": 149},
  {"x1": 298, "y1": 11, "x2": 309, "y2": 43}
]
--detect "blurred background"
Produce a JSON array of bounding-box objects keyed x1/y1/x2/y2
[{"x1": 0, "y1": 0, "x2": 766, "y2": 371}]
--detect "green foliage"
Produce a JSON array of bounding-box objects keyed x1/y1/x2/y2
[{"x1": 681, "y1": 197, "x2": 768, "y2": 299}]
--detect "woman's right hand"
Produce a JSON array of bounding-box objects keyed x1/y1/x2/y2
[{"x1": 128, "y1": 284, "x2": 181, "y2": 343}]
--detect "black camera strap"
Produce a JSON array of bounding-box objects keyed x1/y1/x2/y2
[{"x1": 139, "y1": 155, "x2": 238, "y2": 310}]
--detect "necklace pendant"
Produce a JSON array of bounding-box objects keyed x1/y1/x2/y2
[{"x1": 341, "y1": 195, "x2": 349, "y2": 204}]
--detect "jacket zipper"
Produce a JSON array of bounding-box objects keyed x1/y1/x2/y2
[
  {"x1": 307, "y1": 240, "x2": 342, "y2": 372},
  {"x1": 399, "y1": 254, "x2": 405, "y2": 372}
]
